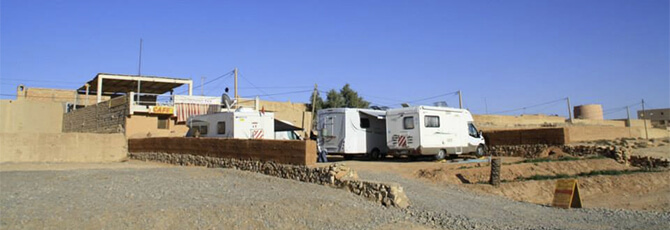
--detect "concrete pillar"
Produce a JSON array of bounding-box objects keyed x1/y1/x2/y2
[{"x1": 96, "y1": 76, "x2": 103, "y2": 103}]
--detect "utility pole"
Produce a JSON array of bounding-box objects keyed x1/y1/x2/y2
[
  {"x1": 137, "y1": 39, "x2": 143, "y2": 105},
  {"x1": 311, "y1": 84, "x2": 318, "y2": 138},
  {"x1": 566, "y1": 97, "x2": 573, "y2": 124},
  {"x1": 138, "y1": 39, "x2": 143, "y2": 76},
  {"x1": 458, "y1": 90, "x2": 463, "y2": 109},
  {"x1": 311, "y1": 84, "x2": 318, "y2": 116},
  {"x1": 484, "y1": 97, "x2": 489, "y2": 114},
  {"x1": 642, "y1": 99, "x2": 649, "y2": 139},
  {"x1": 626, "y1": 106, "x2": 632, "y2": 137},
  {"x1": 234, "y1": 68, "x2": 239, "y2": 106},
  {"x1": 200, "y1": 76, "x2": 205, "y2": 96}
]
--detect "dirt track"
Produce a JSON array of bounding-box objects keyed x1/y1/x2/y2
[
  {"x1": 0, "y1": 162, "x2": 423, "y2": 230},
  {"x1": 2, "y1": 161, "x2": 669, "y2": 230}
]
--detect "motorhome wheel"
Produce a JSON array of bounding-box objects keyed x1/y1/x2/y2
[
  {"x1": 475, "y1": 144, "x2": 487, "y2": 157},
  {"x1": 369, "y1": 148, "x2": 380, "y2": 160},
  {"x1": 435, "y1": 149, "x2": 446, "y2": 160}
]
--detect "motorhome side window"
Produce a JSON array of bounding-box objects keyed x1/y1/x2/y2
[
  {"x1": 403, "y1": 117, "x2": 414, "y2": 129},
  {"x1": 468, "y1": 123, "x2": 478, "y2": 137},
  {"x1": 360, "y1": 118, "x2": 370, "y2": 128},
  {"x1": 200, "y1": 125, "x2": 208, "y2": 135},
  {"x1": 425, "y1": 116, "x2": 439, "y2": 128},
  {"x1": 217, "y1": 122, "x2": 226, "y2": 134}
]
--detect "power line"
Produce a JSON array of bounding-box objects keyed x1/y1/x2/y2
[
  {"x1": 0, "y1": 78, "x2": 82, "y2": 84},
  {"x1": 404, "y1": 91, "x2": 459, "y2": 105},
  {"x1": 241, "y1": 89, "x2": 312, "y2": 98},
  {"x1": 238, "y1": 86, "x2": 312, "y2": 89},
  {"x1": 237, "y1": 71, "x2": 278, "y2": 101},
  {"x1": 489, "y1": 97, "x2": 567, "y2": 114},
  {"x1": 176, "y1": 70, "x2": 234, "y2": 95}
]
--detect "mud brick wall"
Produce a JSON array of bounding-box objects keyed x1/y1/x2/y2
[
  {"x1": 129, "y1": 137, "x2": 317, "y2": 166},
  {"x1": 483, "y1": 128, "x2": 569, "y2": 146},
  {"x1": 62, "y1": 96, "x2": 128, "y2": 133}
]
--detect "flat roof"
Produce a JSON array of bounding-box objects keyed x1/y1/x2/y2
[{"x1": 77, "y1": 73, "x2": 192, "y2": 95}]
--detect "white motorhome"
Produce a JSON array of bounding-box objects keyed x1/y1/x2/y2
[
  {"x1": 317, "y1": 108, "x2": 387, "y2": 159},
  {"x1": 186, "y1": 107, "x2": 275, "y2": 139},
  {"x1": 385, "y1": 106, "x2": 486, "y2": 160}
]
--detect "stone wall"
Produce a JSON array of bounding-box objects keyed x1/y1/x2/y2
[
  {"x1": 483, "y1": 128, "x2": 568, "y2": 146},
  {"x1": 62, "y1": 96, "x2": 128, "y2": 133},
  {"x1": 629, "y1": 155, "x2": 670, "y2": 168},
  {"x1": 130, "y1": 152, "x2": 410, "y2": 208},
  {"x1": 129, "y1": 137, "x2": 317, "y2": 166},
  {"x1": 0, "y1": 133, "x2": 127, "y2": 163},
  {"x1": 489, "y1": 142, "x2": 669, "y2": 169}
]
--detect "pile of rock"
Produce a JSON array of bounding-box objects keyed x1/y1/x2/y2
[
  {"x1": 130, "y1": 152, "x2": 409, "y2": 208},
  {"x1": 488, "y1": 144, "x2": 555, "y2": 158},
  {"x1": 629, "y1": 155, "x2": 670, "y2": 168},
  {"x1": 488, "y1": 136, "x2": 670, "y2": 168},
  {"x1": 578, "y1": 137, "x2": 669, "y2": 149}
]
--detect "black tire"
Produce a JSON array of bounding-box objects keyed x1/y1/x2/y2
[
  {"x1": 475, "y1": 144, "x2": 487, "y2": 157},
  {"x1": 343, "y1": 155, "x2": 355, "y2": 160},
  {"x1": 369, "y1": 148, "x2": 380, "y2": 160},
  {"x1": 434, "y1": 149, "x2": 446, "y2": 161}
]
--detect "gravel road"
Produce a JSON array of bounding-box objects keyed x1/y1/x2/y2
[
  {"x1": 0, "y1": 166, "x2": 426, "y2": 230},
  {"x1": 2, "y1": 163, "x2": 669, "y2": 230},
  {"x1": 358, "y1": 171, "x2": 670, "y2": 230}
]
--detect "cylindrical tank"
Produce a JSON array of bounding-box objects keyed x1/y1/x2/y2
[{"x1": 574, "y1": 104, "x2": 603, "y2": 120}]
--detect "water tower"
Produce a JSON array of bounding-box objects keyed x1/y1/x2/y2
[{"x1": 574, "y1": 104, "x2": 604, "y2": 120}]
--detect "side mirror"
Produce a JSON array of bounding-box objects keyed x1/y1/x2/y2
[{"x1": 478, "y1": 131, "x2": 483, "y2": 138}]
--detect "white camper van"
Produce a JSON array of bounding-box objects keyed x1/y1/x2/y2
[
  {"x1": 385, "y1": 106, "x2": 486, "y2": 160},
  {"x1": 317, "y1": 108, "x2": 387, "y2": 159},
  {"x1": 186, "y1": 107, "x2": 275, "y2": 139}
]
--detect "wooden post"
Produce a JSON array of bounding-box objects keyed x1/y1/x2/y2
[{"x1": 490, "y1": 158, "x2": 501, "y2": 187}]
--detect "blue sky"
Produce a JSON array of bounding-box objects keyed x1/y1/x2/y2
[{"x1": 1, "y1": 0, "x2": 668, "y2": 119}]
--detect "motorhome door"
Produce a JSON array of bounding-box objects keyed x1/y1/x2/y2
[{"x1": 321, "y1": 113, "x2": 344, "y2": 152}]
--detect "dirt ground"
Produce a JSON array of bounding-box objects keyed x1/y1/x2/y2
[
  {"x1": 633, "y1": 145, "x2": 670, "y2": 159},
  {"x1": 337, "y1": 154, "x2": 670, "y2": 212}
]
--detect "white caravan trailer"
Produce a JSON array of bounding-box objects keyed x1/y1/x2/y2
[
  {"x1": 186, "y1": 107, "x2": 275, "y2": 139},
  {"x1": 385, "y1": 106, "x2": 486, "y2": 160},
  {"x1": 317, "y1": 108, "x2": 387, "y2": 160}
]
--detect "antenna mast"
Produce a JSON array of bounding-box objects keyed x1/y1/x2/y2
[{"x1": 138, "y1": 39, "x2": 143, "y2": 76}]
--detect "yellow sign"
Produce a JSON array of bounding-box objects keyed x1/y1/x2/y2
[
  {"x1": 151, "y1": 106, "x2": 174, "y2": 114},
  {"x1": 552, "y1": 179, "x2": 582, "y2": 209}
]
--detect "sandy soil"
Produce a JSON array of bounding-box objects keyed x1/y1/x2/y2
[
  {"x1": 465, "y1": 171, "x2": 670, "y2": 211},
  {"x1": 632, "y1": 145, "x2": 670, "y2": 159},
  {"x1": 342, "y1": 156, "x2": 669, "y2": 212}
]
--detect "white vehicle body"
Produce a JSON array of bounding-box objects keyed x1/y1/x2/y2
[
  {"x1": 385, "y1": 106, "x2": 486, "y2": 158},
  {"x1": 186, "y1": 108, "x2": 275, "y2": 139},
  {"x1": 317, "y1": 108, "x2": 387, "y2": 156}
]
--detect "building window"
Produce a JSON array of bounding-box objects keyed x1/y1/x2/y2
[
  {"x1": 425, "y1": 116, "x2": 440, "y2": 128},
  {"x1": 217, "y1": 122, "x2": 226, "y2": 134},
  {"x1": 403, "y1": 116, "x2": 414, "y2": 129},
  {"x1": 157, "y1": 117, "x2": 169, "y2": 129},
  {"x1": 360, "y1": 118, "x2": 370, "y2": 128}
]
